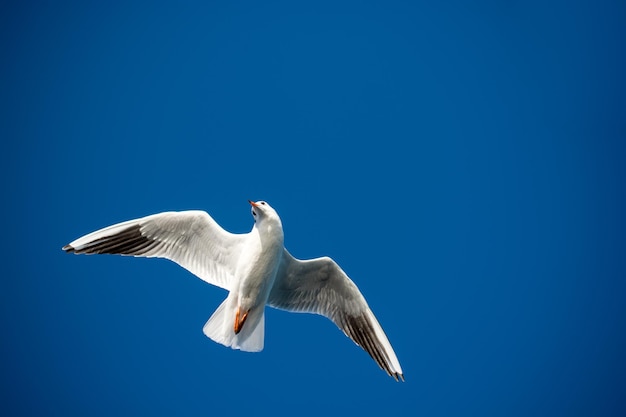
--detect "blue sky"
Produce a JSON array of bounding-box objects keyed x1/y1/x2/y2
[{"x1": 2, "y1": 0, "x2": 625, "y2": 415}]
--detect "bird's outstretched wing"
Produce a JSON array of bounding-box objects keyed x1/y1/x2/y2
[
  {"x1": 268, "y1": 249, "x2": 404, "y2": 381},
  {"x1": 63, "y1": 211, "x2": 246, "y2": 291}
]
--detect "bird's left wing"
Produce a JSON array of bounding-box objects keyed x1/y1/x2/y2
[
  {"x1": 63, "y1": 211, "x2": 246, "y2": 291},
  {"x1": 268, "y1": 249, "x2": 404, "y2": 381}
]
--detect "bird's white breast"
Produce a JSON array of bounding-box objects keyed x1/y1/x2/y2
[{"x1": 235, "y1": 226, "x2": 284, "y2": 309}]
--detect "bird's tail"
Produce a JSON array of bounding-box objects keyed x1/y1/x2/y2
[{"x1": 203, "y1": 297, "x2": 265, "y2": 352}]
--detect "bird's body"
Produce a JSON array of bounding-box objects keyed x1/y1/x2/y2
[
  {"x1": 204, "y1": 202, "x2": 284, "y2": 351},
  {"x1": 63, "y1": 201, "x2": 404, "y2": 380},
  {"x1": 236, "y1": 206, "x2": 284, "y2": 316}
]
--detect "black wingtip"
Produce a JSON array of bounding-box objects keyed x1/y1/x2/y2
[
  {"x1": 62, "y1": 244, "x2": 75, "y2": 253},
  {"x1": 391, "y1": 372, "x2": 405, "y2": 382}
]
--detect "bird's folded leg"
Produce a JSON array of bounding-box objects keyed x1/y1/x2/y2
[{"x1": 234, "y1": 307, "x2": 249, "y2": 334}]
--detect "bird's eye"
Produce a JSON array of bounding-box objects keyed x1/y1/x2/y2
[{"x1": 261, "y1": 202, "x2": 266, "y2": 205}]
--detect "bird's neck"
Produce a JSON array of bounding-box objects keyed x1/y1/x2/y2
[{"x1": 254, "y1": 221, "x2": 284, "y2": 246}]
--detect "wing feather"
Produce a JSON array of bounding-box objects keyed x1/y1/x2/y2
[
  {"x1": 268, "y1": 249, "x2": 404, "y2": 381},
  {"x1": 63, "y1": 211, "x2": 246, "y2": 291}
]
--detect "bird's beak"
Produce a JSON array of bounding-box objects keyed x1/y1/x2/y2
[{"x1": 248, "y1": 200, "x2": 259, "y2": 207}]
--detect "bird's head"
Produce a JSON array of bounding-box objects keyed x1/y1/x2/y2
[{"x1": 248, "y1": 200, "x2": 280, "y2": 224}]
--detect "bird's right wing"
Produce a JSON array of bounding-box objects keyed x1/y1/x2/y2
[
  {"x1": 63, "y1": 211, "x2": 246, "y2": 291},
  {"x1": 268, "y1": 249, "x2": 404, "y2": 381}
]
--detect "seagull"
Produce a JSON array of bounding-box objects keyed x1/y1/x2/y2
[{"x1": 63, "y1": 200, "x2": 404, "y2": 381}]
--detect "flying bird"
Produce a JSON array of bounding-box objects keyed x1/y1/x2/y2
[{"x1": 63, "y1": 200, "x2": 404, "y2": 381}]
